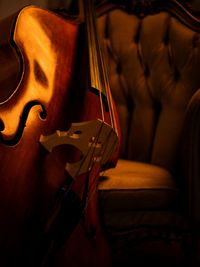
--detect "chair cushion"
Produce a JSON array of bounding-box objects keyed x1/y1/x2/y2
[{"x1": 98, "y1": 159, "x2": 179, "y2": 212}]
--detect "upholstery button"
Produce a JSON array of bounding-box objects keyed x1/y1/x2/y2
[
  {"x1": 154, "y1": 100, "x2": 162, "y2": 116},
  {"x1": 174, "y1": 67, "x2": 180, "y2": 81},
  {"x1": 134, "y1": 23, "x2": 141, "y2": 44},
  {"x1": 144, "y1": 65, "x2": 150, "y2": 77},
  {"x1": 134, "y1": 31, "x2": 140, "y2": 44},
  {"x1": 193, "y1": 34, "x2": 199, "y2": 48},
  {"x1": 163, "y1": 32, "x2": 169, "y2": 46},
  {"x1": 117, "y1": 63, "x2": 122, "y2": 74}
]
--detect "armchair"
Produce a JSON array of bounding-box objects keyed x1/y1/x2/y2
[{"x1": 97, "y1": 0, "x2": 200, "y2": 266}]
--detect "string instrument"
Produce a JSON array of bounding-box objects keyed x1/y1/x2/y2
[{"x1": 0, "y1": 0, "x2": 120, "y2": 266}]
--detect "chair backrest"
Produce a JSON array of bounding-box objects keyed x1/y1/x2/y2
[{"x1": 97, "y1": 0, "x2": 200, "y2": 173}]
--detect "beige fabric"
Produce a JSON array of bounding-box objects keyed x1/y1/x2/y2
[
  {"x1": 98, "y1": 159, "x2": 179, "y2": 211},
  {"x1": 98, "y1": 10, "x2": 200, "y2": 172}
]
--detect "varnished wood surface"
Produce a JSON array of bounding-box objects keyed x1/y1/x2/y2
[
  {"x1": 0, "y1": 5, "x2": 119, "y2": 267},
  {"x1": 0, "y1": 6, "x2": 79, "y2": 266}
]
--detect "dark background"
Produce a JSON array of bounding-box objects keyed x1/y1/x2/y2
[
  {"x1": 0, "y1": 0, "x2": 72, "y2": 18},
  {"x1": 0, "y1": 0, "x2": 200, "y2": 19}
]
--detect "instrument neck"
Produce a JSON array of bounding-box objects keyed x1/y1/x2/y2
[{"x1": 82, "y1": 0, "x2": 118, "y2": 133}]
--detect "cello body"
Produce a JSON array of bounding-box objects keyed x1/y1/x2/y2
[
  {"x1": 0, "y1": 6, "x2": 79, "y2": 266},
  {"x1": 0, "y1": 4, "x2": 119, "y2": 267}
]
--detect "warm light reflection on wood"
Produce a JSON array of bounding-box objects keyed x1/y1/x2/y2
[{"x1": 0, "y1": 6, "x2": 56, "y2": 137}]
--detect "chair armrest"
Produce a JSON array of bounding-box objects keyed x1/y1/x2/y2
[{"x1": 181, "y1": 88, "x2": 200, "y2": 226}]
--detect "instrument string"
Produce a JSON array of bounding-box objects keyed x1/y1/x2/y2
[
  {"x1": 41, "y1": 0, "x2": 119, "y2": 264},
  {"x1": 84, "y1": 0, "x2": 107, "y2": 123}
]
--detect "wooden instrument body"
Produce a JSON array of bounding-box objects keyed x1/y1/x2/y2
[{"x1": 0, "y1": 5, "x2": 118, "y2": 267}]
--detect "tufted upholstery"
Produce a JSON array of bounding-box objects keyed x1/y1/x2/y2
[
  {"x1": 96, "y1": 1, "x2": 200, "y2": 266},
  {"x1": 98, "y1": 9, "x2": 200, "y2": 171}
]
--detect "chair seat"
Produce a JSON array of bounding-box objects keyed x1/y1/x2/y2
[
  {"x1": 98, "y1": 160, "x2": 188, "y2": 244},
  {"x1": 98, "y1": 159, "x2": 180, "y2": 212}
]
